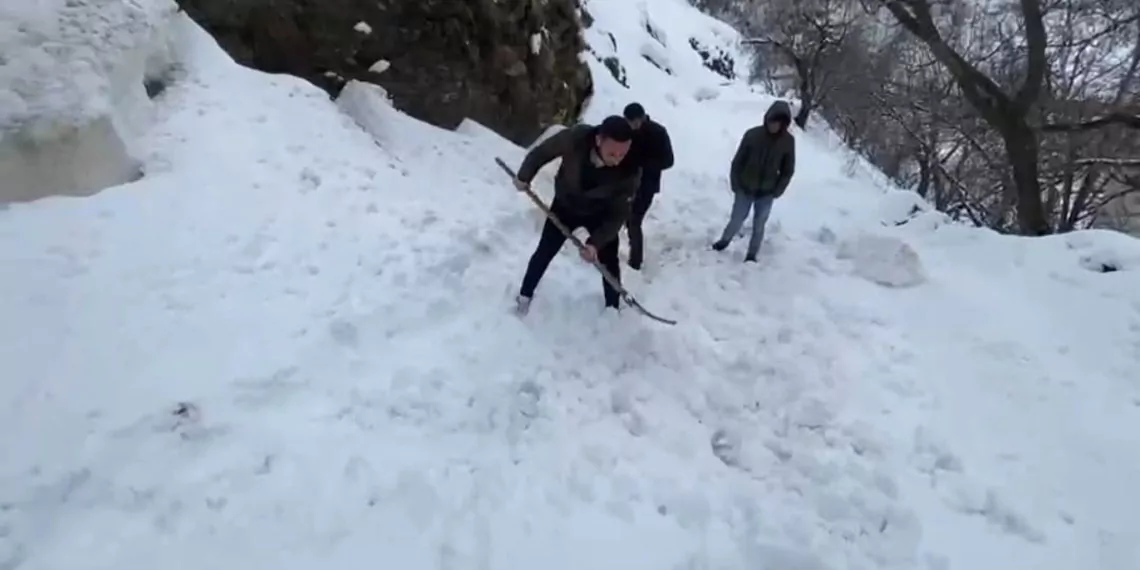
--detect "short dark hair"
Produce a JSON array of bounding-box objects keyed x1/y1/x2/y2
[
  {"x1": 598, "y1": 115, "x2": 634, "y2": 142},
  {"x1": 623, "y1": 102, "x2": 646, "y2": 120}
]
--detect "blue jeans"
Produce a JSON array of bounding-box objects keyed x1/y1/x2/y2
[{"x1": 718, "y1": 193, "x2": 775, "y2": 257}]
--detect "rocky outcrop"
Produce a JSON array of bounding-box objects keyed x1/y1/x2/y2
[{"x1": 177, "y1": 0, "x2": 593, "y2": 146}]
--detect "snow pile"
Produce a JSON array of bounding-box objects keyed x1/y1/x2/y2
[
  {"x1": 0, "y1": 0, "x2": 179, "y2": 202},
  {"x1": 837, "y1": 232, "x2": 927, "y2": 287},
  {"x1": 335, "y1": 80, "x2": 396, "y2": 139},
  {"x1": 1, "y1": 0, "x2": 1138, "y2": 569},
  {"x1": 1066, "y1": 229, "x2": 1140, "y2": 273}
]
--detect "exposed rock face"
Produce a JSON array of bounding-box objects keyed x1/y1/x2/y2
[{"x1": 177, "y1": 0, "x2": 593, "y2": 146}]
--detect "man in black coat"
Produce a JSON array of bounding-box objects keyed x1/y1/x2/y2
[
  {"x1": 511, "y1": 116, "x2": 641, "y2": 315},
  {"x1": 622, "y1": 102, "x2": 675, "y2": 270}
]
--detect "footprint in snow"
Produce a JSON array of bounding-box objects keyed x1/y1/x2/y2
[
  {"x1": 328, "y1": 318, "x2": 359, "y2": 348},
  {"x1": 515, "y1": 380, "x2": 542, "y2": 419},
  {"x1": 610, "y1": 391, "x2": 646, "y2": 437},
  {"x1": 710, "y1": 428, "x2": 742, "y2": 469}
]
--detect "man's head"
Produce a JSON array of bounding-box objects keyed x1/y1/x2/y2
[
  {"x1": 623, "y1": 102, "x2": 647, "y2": 130},
  {"x1": 765, "y1": 100, "x2": 792, "y2": 134},
  {"x1": 595, "y1": 115, "x2": 634, "y2": 165}
]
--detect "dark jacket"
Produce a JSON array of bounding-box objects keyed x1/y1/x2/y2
[
  {"x1": 729, "y1": 100, "x2": 796, "y2": 197},
  {"x1": 516, "y1": 124, "x2": 642, "y2": 246},
  {"x1": 630, "y1": 117, "x2": 674, "y2": 194}
]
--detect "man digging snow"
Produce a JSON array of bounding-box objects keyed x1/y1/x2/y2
[{"x1": 511, "y1": 116, "x2": 642, "y2": 316}]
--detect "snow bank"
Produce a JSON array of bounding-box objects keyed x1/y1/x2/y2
[
  {"x1": 334, "y1": 80, "x2": 396, "y2": 139},
  {"x1": 0, "y1": 115, "x2": 138, "y2": 202},
  {"x1": 335, "y1": 79, "x2": 458, "y2": 150},
  {"x1": 1064, "y1": 229, "x2": 1140, "y2": 273},
  {"x1": 693, "y1": 85, "x2": 720, "y2": 101},
  {"x1": 0, "y1": 0, "x2": 179, "y2": 203}
]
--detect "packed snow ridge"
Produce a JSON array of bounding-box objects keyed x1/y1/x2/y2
[
  {"x1": 0, "y1": 0, "x2": 179, "y2": 202},
  {"x1": 2, "y1": 0, "x2": 1139, "y2": 569}
]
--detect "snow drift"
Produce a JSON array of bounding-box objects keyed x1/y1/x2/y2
[
  {"x1": 1, "y1": 0, "x2": 1138, "y2": 569},
  {"x1": 0, "y1": 0, "x2": 179, "y2": 203}
]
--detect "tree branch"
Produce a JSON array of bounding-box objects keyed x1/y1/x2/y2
[
  {"x1": 1074, "y1": 157, "x2": 1140, "y2": 167},
  {"x1": 1040, "y1": 112, "x2": 1140, "y2": 132},
  {"x1": 1014, "y1": 0, "x2": 1048, "y2": 110}
]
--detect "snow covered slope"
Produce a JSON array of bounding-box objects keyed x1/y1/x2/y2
[{"x1": 2, "y1": 1, "x2": 1139, "y2": 569}]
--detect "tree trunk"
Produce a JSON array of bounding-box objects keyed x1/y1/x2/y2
[
  {"x1": 1002, "y1": 126, "x2": 1051, "y2": 235},
  {"x1": 932, "y1": 170, "x2": 946, "y2": 210},
  {"x1": 915, "y1": 154, "x2": 932, "y2": 198},
  {"x1": 794, "y1": 99, "x2": 811, "y2": 128}
]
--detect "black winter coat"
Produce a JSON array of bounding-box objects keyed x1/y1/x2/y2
[
  {"x1": 629, "y1": 118, "x2": 674, "y2": 194},
  {"x1": 729, "y1": 101, "x2": 796, "y2": 198},
  {"x1": 516, "y1": 124, "x2": 641, "y2": 246}
]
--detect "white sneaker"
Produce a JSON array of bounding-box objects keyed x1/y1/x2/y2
[{"x1": 514, "y1": 295, "x2": 533, "y2": 316}]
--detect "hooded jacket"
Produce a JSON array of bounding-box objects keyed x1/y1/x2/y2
[
  {"x1": 729, "y1": 100, "x2": 796, "y2": 197},
  {"x1": 516, "y1": 124, "x2": 642, "y2": 246}
]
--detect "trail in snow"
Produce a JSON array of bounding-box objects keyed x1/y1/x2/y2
[{"x1": 2, "y1": 1, "x2": 1140, "y2": 570}]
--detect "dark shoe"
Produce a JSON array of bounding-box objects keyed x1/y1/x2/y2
[
  {"x1": 744, "y1": 254, "x2": 757, "y2": 263},
  {"x1": 712, "y1": 240, "x2": 729, "y2": 251},
  {"x1": 628, "y1": 244, "x2": 643, "y2": 269}
]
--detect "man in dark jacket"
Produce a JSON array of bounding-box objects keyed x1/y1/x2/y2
[
  {"x1": 511, "y1": 116, "x2": 642, "y2": 315},
  {"x1": 622, "y1": 102, "x2": 675, "y2": 270},
  {"x1": 712, "y1": 99, "x2": 796, "y2": 262}
]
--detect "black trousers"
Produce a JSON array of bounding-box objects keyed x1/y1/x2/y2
[
  {"x1": 625, "y1": 188, "x2": 656, "y2": 268},
  {"x1": 519, "y1": 202, "x2": 622, "y2": 308}
]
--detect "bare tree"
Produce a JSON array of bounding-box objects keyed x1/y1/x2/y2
[
  {"x1": 865, "y1": 0, "x2": 1140, "y2": 235},
  {"x1": 696, "y1": 0, "x2": 1140, "y2": 234},
  {"x1": 739, "y1": 0, "x2": 865, "y2": 128},
  {"x1": 1036, "y1": 2, "x2": 1140, "y2": 231}
]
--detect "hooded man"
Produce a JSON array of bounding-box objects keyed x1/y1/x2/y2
[
  {"x1": 622, "y1": 102, "x2": 675, "y2": 270},
  {"x1": 511, "y1": 116, "x2": 642, "y2": 315},
  {"x1": 712, "y1": 99, "x2": 796, "y2": 262}
]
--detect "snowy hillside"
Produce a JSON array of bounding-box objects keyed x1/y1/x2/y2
[{"x1": 3, "y1": 0, "x2": 1140, "y2": 569}]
